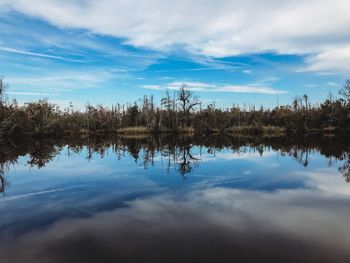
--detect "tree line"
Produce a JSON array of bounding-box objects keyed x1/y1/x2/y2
[{"x1": 0, "y1": 78, "x2": 350, "y2": 137}]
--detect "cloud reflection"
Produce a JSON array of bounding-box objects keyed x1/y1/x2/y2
[{"x1": 2, "y1": 182, "x2": 350, "y2": 263}]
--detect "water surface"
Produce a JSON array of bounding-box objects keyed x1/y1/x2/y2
[{"x1": 1, "y1": 135, "x2": 350, "y2": 262}]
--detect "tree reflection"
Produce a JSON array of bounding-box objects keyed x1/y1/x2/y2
[
  {"x1": 177, "y1": 145, "x2": 200, "y2": 178},
  {"x1": 0, "y1": 134, "x2": 350, "y2": 190},
  {"x1": 27, "y1": 141, "x2": 61, "y2": 168},
  {"x1": 0, "y1": 138, "x2": 19, "y2": 193},
  {"x1": 0, "y1": 169, "x2": 6, "y2": 193},
  {"x1": 338, "y1": 153, "x2": 350, "y2": 183}
]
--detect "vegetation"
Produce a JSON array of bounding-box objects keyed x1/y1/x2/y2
[
  {"x1": 226, "y1": 125, "x2": 286, "y2": 136},
  {"x1": 1, "y1": 133, "x2": 350, "y2": 192},
  {"x1": 117, "y1": 126, "x2": 152, "y2": 134},
  {"x1": 0, "y1": 78, "x2": 350, "y2": 138}
]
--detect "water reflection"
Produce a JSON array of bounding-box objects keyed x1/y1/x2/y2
[
  {"x1": 1, "y1": 134, "x2": 350, "y2": 189},
  {"x1": 0, "y1": 134, "x2": 350, "y2": 262},
  {"x1": 339, "y1": 155, "x2": 350, "y2": 182},
  {"x1": 0, "y1": 168, "x2": 5, "y2": 193},
  {"x1": 2, "y1": 187, "x2": 350, "y2": 262}
]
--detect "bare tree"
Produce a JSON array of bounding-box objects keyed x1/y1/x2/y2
[
  {"x1": 303, "y1": 94, "x2": 309, "y2": 110},
  {"x1": 177, "y1": 84, "x2": 200, "y2": 127},
  {"x1": 0, "y1": 78, "x2": 8, "y2": 104},
  {"x1": 339, "y1": 80, "x2": 350, "y2": 101}
]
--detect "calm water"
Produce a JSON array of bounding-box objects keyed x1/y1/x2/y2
[{"x1": 1, "y1": 135, "x2": 350, "y2": 262}]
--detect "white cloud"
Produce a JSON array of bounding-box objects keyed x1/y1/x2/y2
[
  {"x1": 6, "y1": 69, "x2": 125, "y2": 91},
  {"x1": 6, "y1": 91, "x2": 59, "y2": 96},
  {"x1": 327, "y1": 82, "x2": 339, "y2": 87},
  {"x1": 305, "y1": 46, "x2": 350, "y2": 74},
  {"x1": 0, "y1": 1, "x2": 349, "y2": 55},
  {"x1": 242, "y1": 69, "x2": 253, "y2": 74},
  {"x1": 1, "y1": 0, "x2": 350, "y2": 73},
  {"x1": 216, "y1": 85, "x2": 285, "y2": 94},
  {"x1": 0, "y1": 46, "x2": 83, "y2": 62},
  {"x1": 142, "y1": 85, "x2": 161, "y2": 90},
  {"x1": 143, "y1": 81, "x2": 286, "y2": 95}
]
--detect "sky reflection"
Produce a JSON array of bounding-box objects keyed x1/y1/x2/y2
[{"x1": 0, "y1": 141, "x2": 349, "y2": 262}]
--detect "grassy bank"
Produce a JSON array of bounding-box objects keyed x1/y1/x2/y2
[
  {"x1": 116, "y1": 126, "x2": 195, "y2": 135},
  {"x1": 225, "y1": 125, "x2": 287, "y2": 136},
  {"x1": 117, "y1": 126, "x2": 152, "y2": 134}
]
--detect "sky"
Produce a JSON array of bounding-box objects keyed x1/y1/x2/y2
[{"x1": 0, "y1": 0, "x2": 349, "y2": 109}]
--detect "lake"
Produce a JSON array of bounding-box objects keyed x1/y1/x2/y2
[{"x1": 1, "y1": 134, "x2": 350, "y2": 262}]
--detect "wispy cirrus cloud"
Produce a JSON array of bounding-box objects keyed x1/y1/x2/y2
[
  {"x1": 6, "y1": 91, "x2": 59, "y2": 96},
  {"x1": 143, "y1": 81, "x2": 286, "y2": 95},
  {"x1": 6, "y1": 68, "x2": 127, "y2": 92},
  {"x1": 0, "y1": 46, "x2": 83, "y2": 62}
]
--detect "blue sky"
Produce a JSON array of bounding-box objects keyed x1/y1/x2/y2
[{"x1": 0, "y1": 1, "x2": 349, "y2": 108}]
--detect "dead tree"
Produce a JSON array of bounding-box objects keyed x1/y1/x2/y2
[{"x1": 177, "y1": 84, "x2": 200, "y2": 127}]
